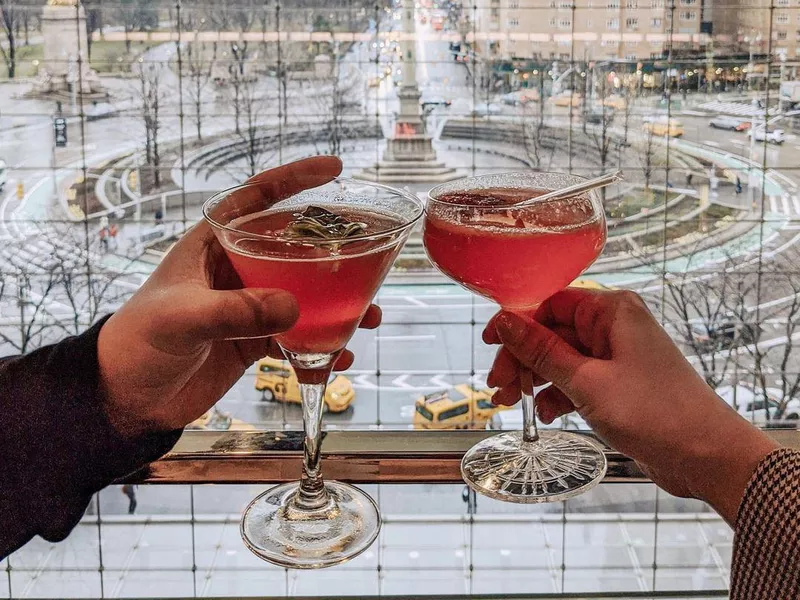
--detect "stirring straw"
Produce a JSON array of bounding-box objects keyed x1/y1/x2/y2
[{"x1": 516, "y1": 171, "x2": 623, "y2": 206}]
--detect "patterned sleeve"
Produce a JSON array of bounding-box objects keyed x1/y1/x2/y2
[{"x1": 730, "y1": 447, "x2": 800, "y2": 599}]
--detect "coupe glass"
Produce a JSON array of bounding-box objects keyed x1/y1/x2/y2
[
  {"x1": 423, "y1": 172, "x2": 608, "y2": 503},
  {"x1": 204, "y1": 177, "x2": 423, "y2": 568}
]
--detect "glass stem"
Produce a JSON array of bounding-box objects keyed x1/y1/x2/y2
[
  {"x1": 521, "y1": 391, "x2": 539, "y2": 443},
  {"x1": 295, "y1": 382, "x2": 330, "y2": 510}
]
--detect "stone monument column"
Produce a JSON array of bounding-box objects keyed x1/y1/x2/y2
[{"x1": 39, "y1": 0, "x2": 101, "y2": 95}]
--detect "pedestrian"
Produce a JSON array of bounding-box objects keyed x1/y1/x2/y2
[
  {"x1": 735, "y1": 176, "x2": 742, "y2": 195},
  {"x1": 109, "y1": 223, "x2": 119, "y2": 249},
  {"x1": 686, "y1": 172, "x2": 693, "y2": 187},
  {"x1": 121, "y1": 484, "x2": 137, "y2": 514},
  {"x1": 154, "y1": 209, "x2": 163, "y2": 226},
  {"x1": 99, "y1": 226, "x2": 108, "y2": 252}
]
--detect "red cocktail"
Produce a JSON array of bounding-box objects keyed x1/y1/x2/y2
[
  {"x1": 424, "y1": 172, "x2": 608, "y2": 505},
  {"x1": 424, "y1": 188, "x2": 606, "y2": 311},
  {"x1": 226, "y1": 207, "x2": 403, "y2": 357},
  {"x1": 204, "y1": 176, "x2": 422, "y2": 569}
]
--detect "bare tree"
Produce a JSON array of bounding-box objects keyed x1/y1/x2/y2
[
  {"x1": 116, "y1": 0, "x2": 158, "y2": 53},
  {"x1": 639, "y1": 125, "x2": 658, "y2": 191},
  {"x1": 0, "y1": 271, "x2": 60, "y2": 355},
  {"x1": 313, "y1": 50, "x2": 360, "y2": 156},
  {"x1": 520, "y1": 100, "x2": 554, "y2": 170},
  {"x1": 182, "y1": 41, "x2": 214, "y2": 142},
  {"x1": 134, "y1": 62, "x2": 167, "y2": 189},
  {"x1": 0, "y1": 0, "x2": 20, "y2": 78},
  {"x1": 224, "y1": 74, "x2": 274, "y2": 179},
  {"x1": 656, "y1": 248, "x2": 752, "y2": 389},
  {"x1": 589, "y1": 76, "x2": 615, "y2": 181}
]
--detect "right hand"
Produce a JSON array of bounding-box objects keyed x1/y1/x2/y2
[{"x1": 483, "y1": 288, "x2": 778, "y2": 525}]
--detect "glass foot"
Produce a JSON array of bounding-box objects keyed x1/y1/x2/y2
[
  {"x1": 461, "y1": 430, "x2": 607, "y2": 503},
  {"x1": 240, "y1": 481, "x2": 381, "y2": 569}
]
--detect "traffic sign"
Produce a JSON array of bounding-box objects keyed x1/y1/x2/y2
[{"x1": 54, "y1": 117, "x2": 67, "y2": 147}]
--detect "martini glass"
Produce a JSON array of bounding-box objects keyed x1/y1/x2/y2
[
  {"x1": 423, "y1": 172, "x2": 608, "y2": 503},
  {"x1": 204, "y1": 177, "x2": 423, "y2": 568}
]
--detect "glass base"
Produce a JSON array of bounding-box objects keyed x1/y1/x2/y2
[
  {"x1": 240, "y1": 480, "x2": 381, "y2": 569},
  {"x1": 461, "y1": 430, "x2": 607, "y2": 503}
]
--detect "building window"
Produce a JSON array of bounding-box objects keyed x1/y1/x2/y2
[
  {"x1": 680, "y1": 0, "x2": 697, "y2": 4},
  {"x1": 777, "y1": 13, "x2": 790, "y2": 23},
  {"x1": 651, "y1": 0, "x2": 665, "y2": 7},
  {"x1": 491, "y1": 7, "x2": 499, "y2": 17},
  {"x1": 508, "y1": 17, "x2": 520, "y2": 26},
  {"x1": 559, "y1": 1, "x2": 574, "y2": 7},
  {"x1": 607, "y1": 0, "x2": 621, "y2": 7},
  {"x1": 679, "y1": 10, "x2": 696, "y2": 19},
  {"x1": 550, "y1": 17, "x2": 557, "y2": 26},
  {"x1": 626, "y1": 0, "x2": 638, "y2": 6},
  {"x1": 559, "y1": 17, "x2": 572, "y2": 27},
  {"x1": 626, "y1": 16, "x2": 640, "y2": 28},
  {"x1": 651, "y1": 17, "x2": 662, "y2": 26},
  {"x1": 777, "y1": 0, "x2": 789, "y2": 5},
  {"x1": 607, "y1": 17, "x2": 620, "y2": 27},
  {"x1": 587, "y1": 18, "x2": 593, "y2": 26},
  {"x1": 509, "y1": 0, "x2": 520, "y2": 7},
  {"x1": 778, "y1": 30, "x2": 788, "y2": 39}
]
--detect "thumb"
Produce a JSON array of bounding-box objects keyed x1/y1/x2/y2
[
  {"x1": 179, "y1": 288, "x2": 299, "y2": 344},
  {"x1": 496, "y1": 312, "x2": 588, "y2": 395}
]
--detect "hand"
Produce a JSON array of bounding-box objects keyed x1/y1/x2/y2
[
  {"x1": 484, "y1": 288, "x2": 778, "y2": 525},
  {"x1": 97, "y1": 156, "x2": 381, "y2": 436}
]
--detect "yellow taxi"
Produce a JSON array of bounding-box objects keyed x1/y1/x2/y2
[
  {"x1": 255, "y1": 357, "x2": 355, "y2": 413},
  {"x1": 552, "y1": 92, "x2": 583, "y2": 107},
  {"x1": 413, "y1": 384, "x2": 510, "y2": 430},
  {"x1": 570, "y1": 278, "x2": 610, "y2": 291},
  {"x1": 643, "y1": 117, "x2": 684, "y2": 137}
]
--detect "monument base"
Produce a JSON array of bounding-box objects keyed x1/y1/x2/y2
[{"x1": 356, "y1": 135, "x2": 462, "y2": 183}]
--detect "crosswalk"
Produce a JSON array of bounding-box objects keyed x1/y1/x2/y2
[
  {"x1": 768, "y1": 194, "x2": 800, "y2": 218},
  {"x1": 698, "y1": 100, "x2": 767, "y2": 117}
]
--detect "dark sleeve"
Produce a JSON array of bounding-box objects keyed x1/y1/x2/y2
[
  {"x1": 730, "y1": 447, "x2": 800, "y2": 599},
  {"x1": 0, "y1": 317, "x2": 182, "y2": 559}
]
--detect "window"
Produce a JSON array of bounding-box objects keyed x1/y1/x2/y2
[
  {"x1": 680, "y1": 0, "x2": 697, "y2": 5},
  {"x1": 477, "y1": 399, "x2": 495, "y2": 410},
  {"x1": 778, "y1": 30, "x2": 788, "y2": 39},
  {"x1": 550, "y1": 17, "x2": 557, "y2": 25},
  {"x1": 607, "y1": 0, "x2": 620, "y2": 7},
  {"x1": 777, "y1": 0, "x2": 790, "y2": 6},
  {"x1": 651, "y1": 0, "x2": 665, "y2": 7},
  {"x1": 415, "y1": 404, "x2": 434, "y2": 421},
  {"x1": 679, "y1": 10, "x2": 696, "y2": 19},
  {"x1": 626, "y1": 0, "x2": 638, "y2": 7},
  {"x1": 508, "y1": 17, "x2": 520, "y2": 26},
  {"x1": 626, "y1": 16, "x2": 639, "y2": 28},
  {"x1": 509, "y1": 0, "x2": 519, "y2": 7},
  {"x1": 491, "y1": 7, "x2": 499, "y2": 17},
  {"x1": 438, "y1": 404, "x2": 470, "y2": 421},
  {"x1": 559, "y1": 17, "x2": 572, "y2": 27},
  {"x1": 587, "y1": 18, "x2": 593, "y2": 26},
  {"x1": 797, "y1": 29, "x2": 800, "y2": 41},
  {"x1": 607, "y1": 17, "x2": 620, "y2": 28},
  {"x1": 560, "y1": 1, "x2": 574, "y2": 7},
  {"x1": 651, "y1": 17, "x2": 662, "y2": 26},
  {"x1": 777, "y1": 13, "x2": 790, "y2": 24}
]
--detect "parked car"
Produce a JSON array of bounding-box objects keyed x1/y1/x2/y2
[
  {"x1": 709, "y1": 116, "x2": 742, "y2": 130},
  {"x1": 413, "y1": 384, "x2": 509, "y2": 430},
  {"x1": 585, "y1": 106, "x2": 614, "y2": 124},
  {"x1": 748, "y1": 128, "x2": 785, "y2": 144},
  {"x1": 552, "y1": 91, "x2": 582, "y2": 107},
  {"x1": 255, "y1": 357, "x2": 355, "y2": 412},
  {"x1": 716, "y1": 385, "x2": 800, "y2": 424},
  {"x1": 690, "y1": 320, "x2": 761, "y2": 352}
]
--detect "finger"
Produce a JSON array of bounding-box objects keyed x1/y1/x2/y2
[
  {"x1": 496, "y1": 312, "x2": 590, "y2": 396},
  {"x1": 535, "y1": 386, "x2": 575, "y2": 424},
  {"x1": 492, "y1": 378, "x2": 522, "y2": 406},
  {"x1": 334, "y1": 349, "x2": 355, "y2": 371},
  {"x1": 359, "y1": 304, "x2": 382, "y2": 330},
  {"x1": 159, "y1": 287, "x2": 299, "y2": 349},
  {"x1": 487, "y1": 346, "x2": 519, "y2": 388},
  {"x1": 482, "y1": 313, "x2": 502, "y2": 344},
  {"x1": 205, "y1": 156, "x2": 343, "y2": 230}
]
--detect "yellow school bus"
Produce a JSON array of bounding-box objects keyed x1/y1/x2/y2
[
  {"x1": 413, "y1": 384, "x2": 510, "y2": 430},
  {"x1": 255, "y1": 357, "x2": 355, "y2": 413}
]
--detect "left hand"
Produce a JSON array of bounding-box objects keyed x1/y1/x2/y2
[{"x1": 97, "y1": 157, "x2": 381, "y2": 437}]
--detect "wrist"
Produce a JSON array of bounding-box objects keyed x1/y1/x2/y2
[{"x1": 686, "y1": 413, "x2": 779, "y2": 526}]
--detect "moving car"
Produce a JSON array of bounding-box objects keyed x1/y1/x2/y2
[
  {"x1": 585, "y1": 106, "x2": 614, "y2": 125},
  {"x1": 690, "y1": 320, "x2": 761, "y2": 352},
  {"x1": 501, "y1": 89, "x2": 540, "y2": 105},
  {"x1": 709, "y1": 116, "x2": 742, "y2": 130},
  {"x1": 472, "y1": 102, "x2": 502, "y2": 117},
  {"x1": 255, "y1": 357, "x2": 355, "y2": 412},
  {"x1": 413, "y1": 384, "x2": 509, "y2": 430},
  {"x1": 716, "y1": 385, "x2": 800, "y2": 424},
  {"x1": 643, "y1": 117, "x2": 684, "y2": 137},
  {"x1": 748, "y1": 128, "x2": 785, "y2": 144},
  {"x1": 187, "y1": 408, "x2": 255, "y2": 431}
]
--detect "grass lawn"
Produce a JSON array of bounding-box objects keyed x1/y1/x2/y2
[
  {"x1": 0, "y1": 44, "x2": 44, "y2": 78},
  {"x1": 89, "y1": 40, "x2": 153, "y2": 73},
  {"x1": 0, "y1": 40, "x2": 151, "y2": 79}
]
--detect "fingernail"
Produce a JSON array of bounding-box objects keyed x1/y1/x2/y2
[{"x1": 496, "y1": 313, "x2": 528, "y2": 345}]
